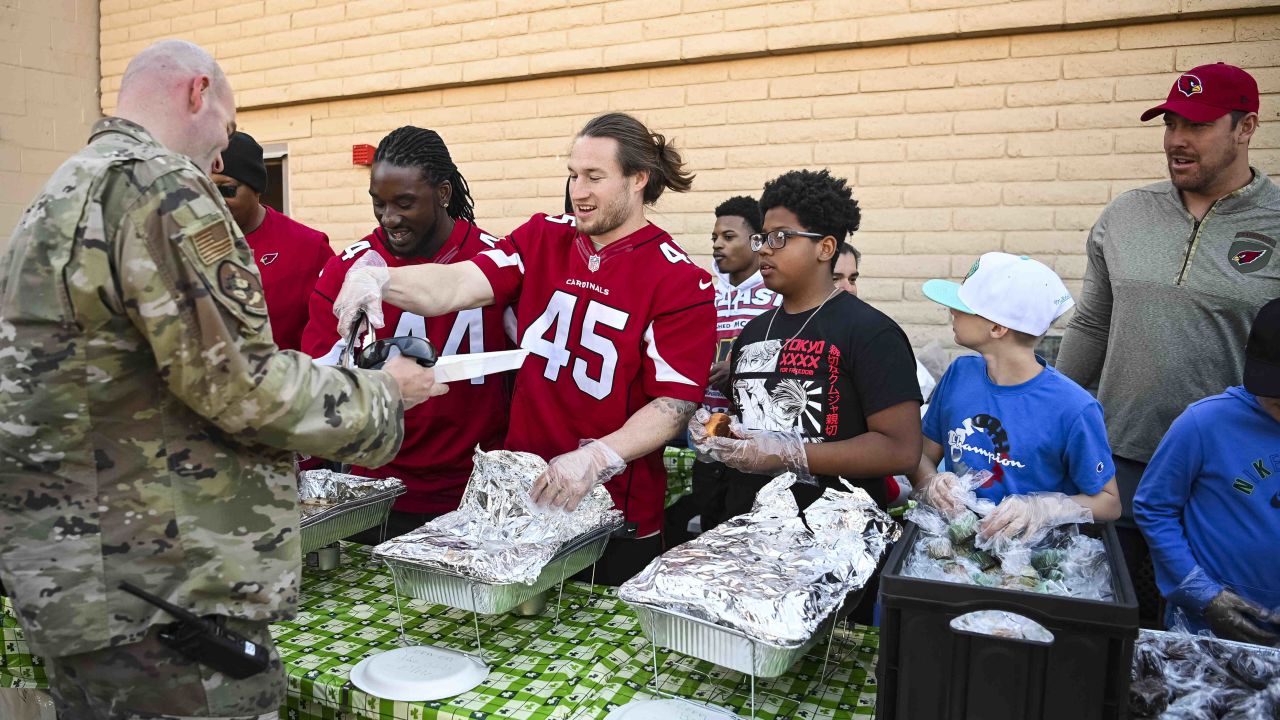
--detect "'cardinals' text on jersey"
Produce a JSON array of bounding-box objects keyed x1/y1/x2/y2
[
  {"x1": 471, "y1": 213, "x2": 716, "y2": 536},
  {"x1": 302, "y1": 221, "x2": 514, "y2": 514}
]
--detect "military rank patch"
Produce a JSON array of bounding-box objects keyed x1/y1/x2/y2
[
  {"x1": 217, "y1": 261, "x2": 268, "y2": 316},
  {"x1": 192, "y1": 222, "x2": 234, "y2": 265}
]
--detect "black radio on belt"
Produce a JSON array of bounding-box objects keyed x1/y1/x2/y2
[{"x1": 119, "y1": 582, "x2": 271, "y2": 679}]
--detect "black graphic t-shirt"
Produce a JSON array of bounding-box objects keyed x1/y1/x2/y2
[{"x1": 722, "y1": 292, "x2": 922, "y2": 514}]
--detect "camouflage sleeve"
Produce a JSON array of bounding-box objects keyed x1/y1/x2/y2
[{"x1": 115, "y1": 169, "x2": 404, "y2": 466}]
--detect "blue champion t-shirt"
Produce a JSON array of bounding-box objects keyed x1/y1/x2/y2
[{"x1": 922, "y1": 355, "x2": 1114, "y2": 503}]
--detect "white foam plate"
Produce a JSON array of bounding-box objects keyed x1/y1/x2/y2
[
  {"x1": 432, "y1": 349, "x2": 530, "y2": 383},
  {"x1": 605, "y1": 698, "x2": 742, "y2": 720},
  {"x1": 348, "y1": 645, "x2": 489, "y2": 701}
]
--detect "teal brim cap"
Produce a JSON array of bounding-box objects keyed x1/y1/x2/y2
[{"x1": 923, "y1": 279, "x2": 974, "y2": 314}]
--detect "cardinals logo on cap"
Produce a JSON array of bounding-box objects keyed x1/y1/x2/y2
[{"x1": 1177, "y1": 74, "x2": 1203, "y2": 97}]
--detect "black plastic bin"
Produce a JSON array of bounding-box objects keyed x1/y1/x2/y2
[{"x1": 876, "y1": 521, "x2": 1139, "y2": 720}]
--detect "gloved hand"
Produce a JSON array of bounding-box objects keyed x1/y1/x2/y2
[
  {"x1": 333, "y1": 252, "x2": 391, "y2": 338},
  {"x1": 977, "y1": 492, "x2": 1092, "y2": 546},
  {"x1": 530, "y1": 440, "x2": 626, "y2": 511},
  {"x1": 1205, "y1": 590, "x2": 1280, "y2": 646},
  {"x1": 687, "y1": 409, "x2": 716, "y2": 463},
  {"x1": 692, "y1": 413, "x2": 809, "y2": 479},
  {"x1": 918, "y1": 471, "x2": 965, "y2": 517}
]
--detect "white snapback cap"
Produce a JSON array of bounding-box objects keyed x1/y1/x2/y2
[{"x1": 922, "y1": 252, "x2": 1074, "y2": 336}]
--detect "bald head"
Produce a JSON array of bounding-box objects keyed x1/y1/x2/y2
[{"x1": 115, "y1": 40, "x2": 236, "y2": 175}]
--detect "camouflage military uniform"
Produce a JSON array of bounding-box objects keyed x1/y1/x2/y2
[{"x1": 0, "y1": 117, "x2": 405, "y2": 717}]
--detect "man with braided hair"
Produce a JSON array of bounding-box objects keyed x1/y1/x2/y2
[
  {"x1": 302, "y1": 126, "x2": 513, "y2": 537},
  {"x1": 333, "y1": 113, "x2": 716, "y2": 583}
]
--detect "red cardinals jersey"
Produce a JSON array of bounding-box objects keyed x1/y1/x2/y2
[
  {"x1": 245, "y1": 205, "x2": 334, "y2": 351},
  {"x1": 302, "y1": 220, "x2": 513, "y2": 514},
  {"x1": 471, "y1": 213, "x2": 716, "y2": 536}
]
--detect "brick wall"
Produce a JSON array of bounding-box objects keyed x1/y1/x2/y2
[
  {"x1": 95, "y1": 2, "x2": 1280, "y2": 347},
  {"x1": 1, "y1": 1, "x2": 100, "y2": 246}
]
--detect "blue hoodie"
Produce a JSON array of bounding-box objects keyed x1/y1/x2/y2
[{"x1": 1134, "y1": 386, "x2": 1280, "y2": 632}]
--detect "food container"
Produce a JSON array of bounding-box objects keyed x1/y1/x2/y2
[
  {"x1": 629, "y1": 586, "x2": 861, "y2": 678},
  {"x1": 382, "y1": 522, "x2": 619, "y2": 615},
  {"x1": 300, "y1": 477, "x2": 405, "y2": 554}
]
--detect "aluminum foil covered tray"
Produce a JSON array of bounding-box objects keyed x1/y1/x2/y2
[
  {"x1": 374, "y1": 448, "x2": 624, "y2": 587},
  {"x1": 299, "y1": 470, "x2": 405, "y2": 553},
  {"x1": 621, "y1": 473, "x2": 900, "y2": 658}
]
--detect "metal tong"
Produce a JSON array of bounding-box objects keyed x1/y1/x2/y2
[{"x1": 341, "y1": 310, "x2": 378, "y2": 370}]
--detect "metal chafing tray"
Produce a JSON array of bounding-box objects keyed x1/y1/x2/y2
[
  {"x1": 381, "y1": 521, "x2": 621, "y2": 615},
  {"x1": 300, "y1": 482, "x2": 405, "y2": 554},
  {"x1": 629, "y1": 599, "x2": 846, "y2": 679}
]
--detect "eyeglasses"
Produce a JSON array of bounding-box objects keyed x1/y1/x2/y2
[
  {"x1": 749, "y1": 229, "x2": 826, "y2": 252},
  {"x1": 216, "y1": 183, "x2": 239, "y2": 199}
]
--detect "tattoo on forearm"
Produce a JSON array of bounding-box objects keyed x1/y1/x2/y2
[{"x1": 652, "y1": 397, "x2": 697, "y2": 425}]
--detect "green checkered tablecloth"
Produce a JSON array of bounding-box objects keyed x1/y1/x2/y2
[
  {"x1": 0, "y1": 592, "x2": 45, "y2": 690},
  {"x1": 1, "y1": 543, "x2": 880, "y2": 719}
]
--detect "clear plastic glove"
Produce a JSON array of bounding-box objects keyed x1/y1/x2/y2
[
  {"x1": 334, "y1": 252, "x2": 390, "y2": 338},
  {"x1": 697, "y1": 417, "x2": 810, "y2": 480},
  {"x1": 530, "y1": 440, "x2": 626, "y2": 511},
  {"x1": 687, "y1": 408, "x2": 716, "y2": 463},
  {"x1": 1205, "y1": 590, "x2": 1280, "y2": 646},
  {"x1": 977, "y1": 492, "x2": 1092, "y2": 547},
  {"x1": 919, "y1": 471, "x2": 965, "y2": 517}
]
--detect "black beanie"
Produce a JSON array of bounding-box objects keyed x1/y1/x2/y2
[{"x1": 221, "y1": 131, "x2": 267, "y2": 193}]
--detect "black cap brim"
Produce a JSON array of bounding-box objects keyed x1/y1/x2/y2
[{"x1": 1244, "y1": 357, "x2": 1280, "y2": 398}]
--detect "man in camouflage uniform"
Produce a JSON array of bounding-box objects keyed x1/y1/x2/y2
[{"x1": 0, "y1": 40, "x2": 445, "y2": 719}]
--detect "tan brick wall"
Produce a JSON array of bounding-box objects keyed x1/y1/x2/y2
[
  {"x1": 94, "y1": 3, "x2": 1280, "y2": 346},
  {"x1": 99, "y1": 0, "x2": 1276, "y2": 112},
  {"x1": 1, "y1": 0, "x2": 100, "y2": 249}
]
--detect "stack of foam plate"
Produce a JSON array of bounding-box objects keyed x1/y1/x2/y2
[{"x1": 348, "y1": 645, "x2": 489, "y2": 702}]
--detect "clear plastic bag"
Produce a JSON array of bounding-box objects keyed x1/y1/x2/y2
[
  {"x1": 1129, "y1": 629, "x2": 1280, "y2": 719},
  {"x1": 903, "y1": 470, "x2": 1111, "y2": 601}
]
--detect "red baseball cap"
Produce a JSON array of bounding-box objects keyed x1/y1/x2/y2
[{"x1": 1140, "y1": 63, "x2": 1259, "y2": 123}]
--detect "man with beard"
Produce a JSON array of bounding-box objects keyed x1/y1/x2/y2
[
  {"x1": 1057, "y1": 63, "x2": 1280, "y2": 625},
  {"x1": 302, "y1": 126, "x2": 512, "y2": 538},
  {"x1": 332, "y1": 113, "x2": 716, "y2": 583}
]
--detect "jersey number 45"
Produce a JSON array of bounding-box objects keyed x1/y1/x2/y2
[{"x1": 523, "y1": 290, "x2": 629, "y2": 400}]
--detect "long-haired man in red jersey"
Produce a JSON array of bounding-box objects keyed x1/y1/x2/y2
[{"x1": 332, "y1": 113, "x2": 716, "y2": 584}]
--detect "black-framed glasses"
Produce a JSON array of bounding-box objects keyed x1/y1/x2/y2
[
  {"x1": 749, "y1": 229, "x2": 826, "y2": 252},
  {"x1": 216, "y1": 183, "x2": 239, "y2": 199}
]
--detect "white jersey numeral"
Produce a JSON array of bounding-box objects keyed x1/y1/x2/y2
[
  {"x1": 660, "y1": 242, "x2": 692, "y2": 265},
  {"x1": 441, "y1": 309, "x2": 487, "y2": 385},
  {"x1": 394, "y1": 309, "x2": 488, "y2": 384},
  {"x1": 478, "y1": 232, "x2": 501, "y2": 248},
  {"x1": 522, "y1": 290, "x2": 630, "y2": 399},
  {"x1": 545, "y1": 213, "x2": 577, "y2": 226},
  {"x1": 573, "y1": 301, "x2": 628, "y2": 400},
  {"x1": 523, "y1": 291, "x2": 575, "y2": 381},
  {"x1": 340, "y1": 240, "x2": 373, "y2": 262}
]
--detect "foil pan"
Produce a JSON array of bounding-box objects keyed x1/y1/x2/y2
[
  {"x1": 620, "y1": 473, "x2": 900, "y2": 648},
  {"x1": 374, "y1": 448, "x2": 624, "y2": 585},
  {"x1": 299, "y1": 470, "x2": 405, "y2": 553},
  {"x1": 630, "y1": 598, "x2": 846, "y2": 678},
  {"x1": 384, "y1": 522, "x2": 619, "y2": 615}
]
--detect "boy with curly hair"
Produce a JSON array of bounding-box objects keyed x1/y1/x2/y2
[{"x1": 691, "y1": 170, "x2": 923, "y2": 520}]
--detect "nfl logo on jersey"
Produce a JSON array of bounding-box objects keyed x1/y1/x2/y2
[{"x1": 588, "y1": 255, "x2": 601, "y2": 272}]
